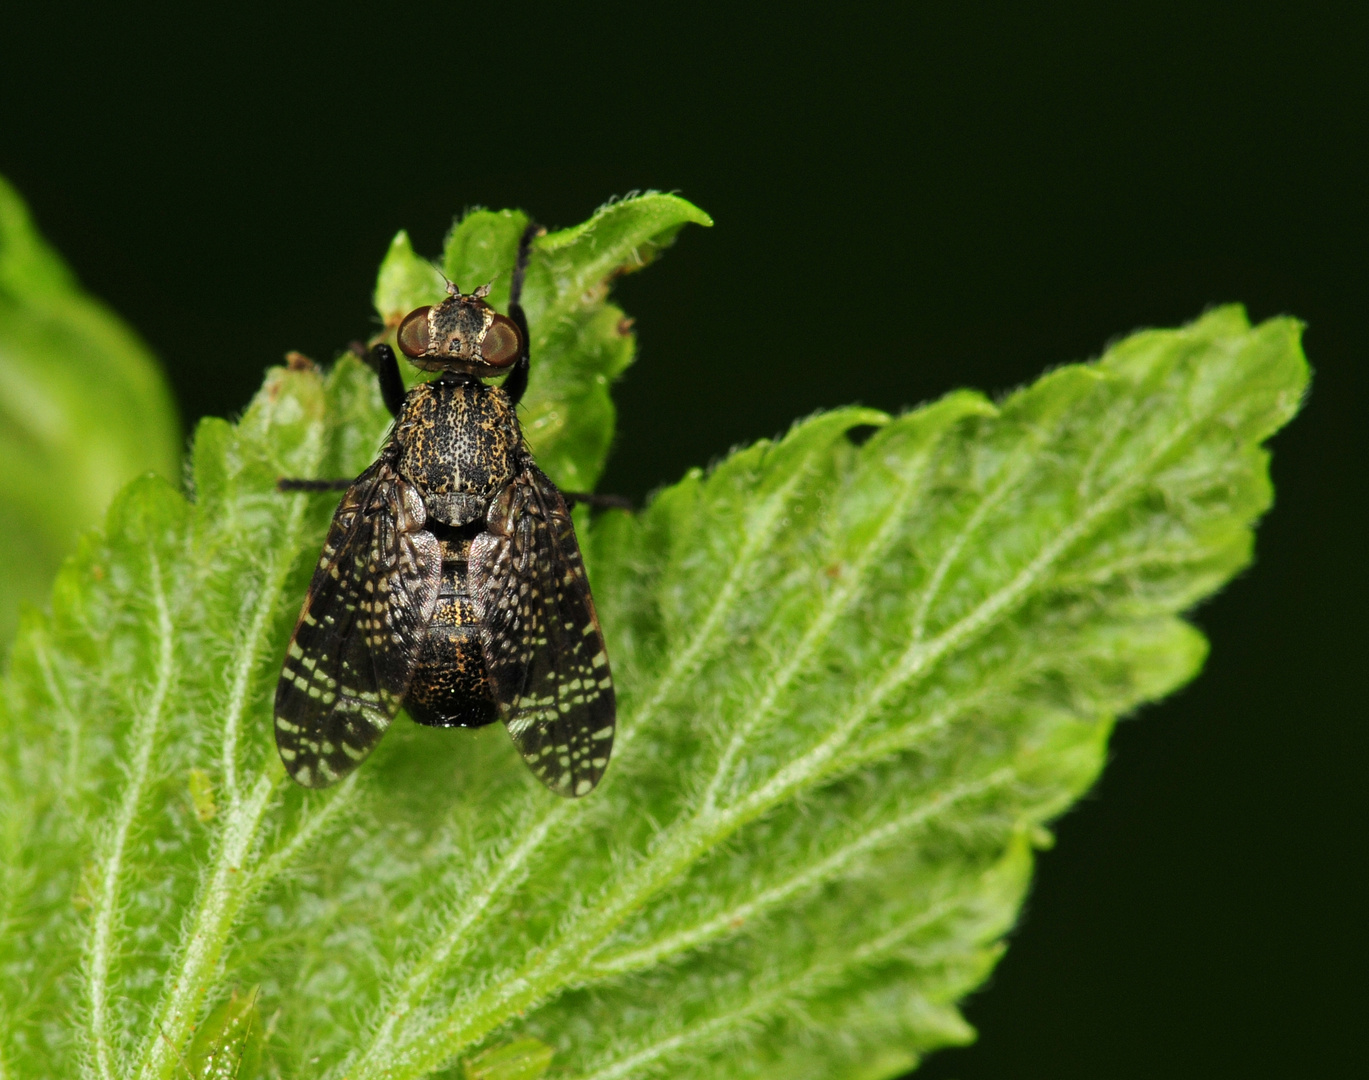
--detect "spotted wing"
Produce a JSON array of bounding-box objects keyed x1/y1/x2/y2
[
  {"x1": 471, "y1": 464, "x2": 616, "y2": 797},
  {"x1": 275, "y1": 456, "x2": 440, "y2": 788}
]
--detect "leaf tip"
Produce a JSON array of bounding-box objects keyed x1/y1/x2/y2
[{"x1": 374, "y1": 228, "x2": 447, "y2": 327}]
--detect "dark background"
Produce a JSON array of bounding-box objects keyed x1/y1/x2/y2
[{"x1": 2, "y1": 3, "x2": 1364, "y2": 1077}]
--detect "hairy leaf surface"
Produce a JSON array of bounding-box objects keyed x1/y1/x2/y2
[{"x1": 0, "y1": 184, "x2": 1306, "y2": 1080}]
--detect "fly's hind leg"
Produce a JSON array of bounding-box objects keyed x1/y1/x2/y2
[
  {"x1": 561, "y1": 492, "x2": 634, "y2": 511},
  {"x1": 278, "y1": 478, "x2": 355, "y2": 492}
]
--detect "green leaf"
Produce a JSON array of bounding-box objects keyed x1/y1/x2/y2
[
  {"x1": 0, "y1": 182, "x2": 1305, "y2": 1080},
  {"x1": 0, "y1": 175, "x2": 180, "y2": 650},
  {"x1": 373, "y1": 229, "x2": 448, "y2": 330}
]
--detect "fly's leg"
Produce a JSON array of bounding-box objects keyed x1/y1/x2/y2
[
  {"x1": 562, "y1": 492, "x2": 634, "y2": 511},
  {"x1": 500, "y1": 220, "x2": 544, "y2": 407},
  {"x1": 366, "y1": 342, "x2": 407, "y2": 418},
  {"x1": 505, "y1": 225, "x2": 632, "y2": 513},
  {"x1": 277, "y1": 478, "x2": 354, "y2": 492}
]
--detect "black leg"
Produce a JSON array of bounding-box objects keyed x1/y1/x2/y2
[
  {"x1": 510, "y1": 219, "x2": 539, "y2": 308},
  {"x1": 562, "y1": 491, "x2": 634, "y2": 511},
  {"x1": 278, "y1": 478, "x2": 354, "y2": 492},
  {"x1": 365, "y1": 342, "x2": 407, "y2": 418},
  {"x1": 501, "y1": 221, "x2": 543, "y2": 407}
]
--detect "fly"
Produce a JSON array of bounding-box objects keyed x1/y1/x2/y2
[{"x1": 274, "y1": 225, "x2": 615, "y2": 796}]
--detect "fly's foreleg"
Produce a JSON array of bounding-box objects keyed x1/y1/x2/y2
[{"x1": 501, "y1": 220, "x2": 544, "y2": 407}]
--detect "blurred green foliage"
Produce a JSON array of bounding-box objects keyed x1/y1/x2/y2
[{"x1": 0, "y1": 175, "x2": 180, "y2": 650}]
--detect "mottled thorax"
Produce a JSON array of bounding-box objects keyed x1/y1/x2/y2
[{"x1": 395, "y1": 378, "x2": 523, "y2": 526}]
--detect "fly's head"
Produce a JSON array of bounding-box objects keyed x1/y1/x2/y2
[{"x1": 395, "y1": 282, "x2": 523, "y2": 376}]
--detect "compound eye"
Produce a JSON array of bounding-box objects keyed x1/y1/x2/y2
[
  {"x1": 397, "y1": 306, "x2": 431, "y2": 358},
  {"x1": 480, "y1": 314, "x2": 522, "y2": 367}
]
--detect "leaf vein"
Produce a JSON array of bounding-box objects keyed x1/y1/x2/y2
[
  {"x1": 85, "y1": 546, "x2": 174, "y2": 1080},
  {"x1": 584, "y1": 766, "x2": 1016, "y2": 981}
]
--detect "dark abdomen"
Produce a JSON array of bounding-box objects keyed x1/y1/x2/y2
[{"x1": 405, "y1": 523, "x2": 498, "y2": 728}]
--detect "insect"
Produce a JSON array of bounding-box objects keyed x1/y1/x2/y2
[{"x1": 274, "y1": 225, "x2": 615, "y2": 796}]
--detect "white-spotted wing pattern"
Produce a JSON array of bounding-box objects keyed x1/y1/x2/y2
[
  {"x1": 470, "y1": 465, "x2": 616, "y2": 796},
  {"x1": 274, "y1": 455, "x2": 441, "y2": 788}
]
